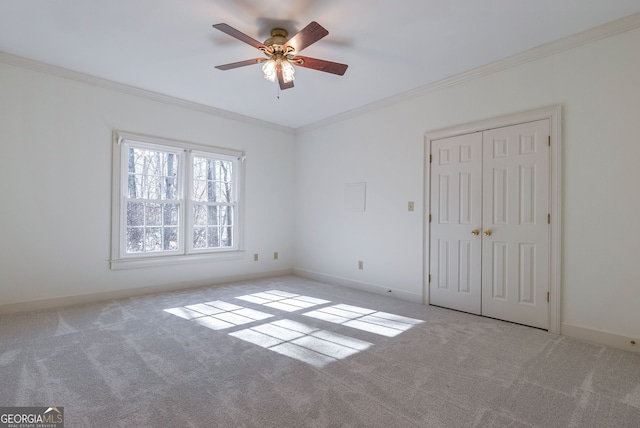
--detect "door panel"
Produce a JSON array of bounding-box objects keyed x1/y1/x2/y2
[
  {"x1": 429, "y1": 132, "x2": 482, "y2": 314},
  {"x1": 491, "y1": 241, "x2": 508, "y2": 300},
  {"x1": 481, "y1": 119, "x2": 549, "y2": 329}
]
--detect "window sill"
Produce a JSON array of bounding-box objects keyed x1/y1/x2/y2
[{"x1": 110, "y1": 251, "x2": 244, "y2": 270}]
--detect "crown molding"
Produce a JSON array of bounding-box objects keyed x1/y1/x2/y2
[
  {"x1": 0, "y1": 51, "x2": 295, "y2": 135},
  {"x1": 296, "y1": 12, "x2": 640, "y2": 134}
]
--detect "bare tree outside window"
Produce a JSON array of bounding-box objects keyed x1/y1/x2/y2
[{"x1": 126, "y1": 148, "x2": 180, "y2": 253}]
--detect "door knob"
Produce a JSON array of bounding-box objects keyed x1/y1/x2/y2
[
  {"x1": 484, "y1": 230, "x2": 492, "y2": 236},
  {"x1": 471, "y1": 229, "x2": 479, "y2": 236}
]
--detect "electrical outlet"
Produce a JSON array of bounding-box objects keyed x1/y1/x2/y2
[
  {"x1": 408, "y1": 201, "x2": 414, "y2": 211},
  {"x1": 358, "y1": 260, "x2": 364, "y2": 270},
  {"x1": 253, "y1": 253, "x2": 259, "y2": 261},
  {"x1": 273, "y1": 251, "x2": 278, "y2": 260}
]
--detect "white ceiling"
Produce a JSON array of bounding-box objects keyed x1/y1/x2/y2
[{"x1": 1, "y1": 1, "x2": 639, "y2": 129}]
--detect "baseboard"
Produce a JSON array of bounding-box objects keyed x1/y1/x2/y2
[
  {"x1": 561, "y1": 322, "x2": 639, "y2": 354},
  {"x1": 293, "y1": 268, "x2": 423, "y2": 304},
  {"x1": 0, "y1": 269, "x2": 294, "y2": 315}
]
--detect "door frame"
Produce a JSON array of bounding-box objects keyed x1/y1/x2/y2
[{"x1": 423, "y1": 105, "x2": 562, "y2": 334}]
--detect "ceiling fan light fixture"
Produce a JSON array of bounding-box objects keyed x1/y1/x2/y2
[
  {"x1": 261, "y1": 55, "x2": 295, "y2": 84},
  {"x1": 262, "y1": 58, "x2": 278, "y2": 82},
  {"x1": 281, "y1": 58, "x2": 295, "y2": 83}
]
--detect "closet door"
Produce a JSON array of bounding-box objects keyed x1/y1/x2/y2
[
  {"x1": 429, "y1": 132, "x2": 483, "y2": 314},
  {"x1": 481, "y1": 119, "x2": 550, "y2": 329},
  {"x1": 429, "y1": 119, "x2": 550, "y2": 329}
]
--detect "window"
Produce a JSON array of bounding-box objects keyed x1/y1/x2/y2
[
  {"x1": 111, "y1": 132, "x2": 243, "y2": 269},
  {"x1": 191, "y1": 155, "x2": 235, "y2": 250}
]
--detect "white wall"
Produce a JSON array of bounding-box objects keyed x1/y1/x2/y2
[
  {"x1": 294, "y1": 27, "x2": 640, "y2": 341},
  {"x1": 0, "y1": 62, "x2": 295, "y2": 309}
]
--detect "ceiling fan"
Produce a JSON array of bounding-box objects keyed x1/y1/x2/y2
[{"x1": 212, "y1": 21, "x2": 348, "y2": 90}]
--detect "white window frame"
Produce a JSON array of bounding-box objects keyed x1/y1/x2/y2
[{"x1": 111, "y1": 131, "x2": 245, "y2": 269}]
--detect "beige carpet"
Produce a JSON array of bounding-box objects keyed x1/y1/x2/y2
[{"x1": 1, "y1": 275, "x2": 639, "y2": 427}]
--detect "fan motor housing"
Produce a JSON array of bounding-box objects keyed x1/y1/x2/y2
[{"x1": 264, "y1": 28, "x2": 289, "y2": 48}]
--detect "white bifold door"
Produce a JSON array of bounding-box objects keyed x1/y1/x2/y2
[{"x1": 429, "y1": 119, "x2": 550, "y2": 329}]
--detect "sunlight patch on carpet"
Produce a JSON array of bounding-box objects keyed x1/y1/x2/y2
[
  {"x1": 303, "y1": 304, "x2": 423, "y2": 337},
  {"x1": 164, "y1": 300, "x2": 273, "y2": 330},
  {"x1": 164, "y1": 291, "x2": 423, "y2": 367},
  {"x1": 235, "y1": 290, "x2": 330, "y2": 312},
  {"x1": 229, "y1": 319, "x2": 372, "y2": 368}
]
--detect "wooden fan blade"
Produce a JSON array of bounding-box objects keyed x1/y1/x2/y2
[
  {"x1": 215, "y1": 59, "x2": 263, "y2": 70},
  {"x1": 285, "y1": 21, "x2": 328, "y2": 54},
  {"x1": 277, "y1": 68, "x2": 294, "y2": 90},
  {"x1": 293, "y1": 56, "x2": 348, "y2": 76},
  {"x1": 212, "y1": 23, "x2": 265, "y2": 50}
]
